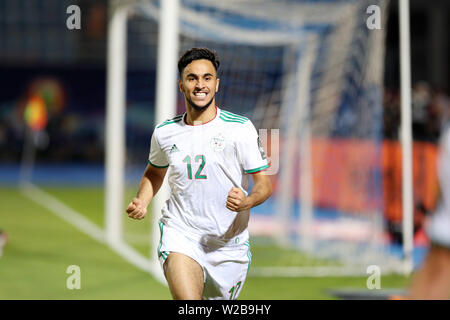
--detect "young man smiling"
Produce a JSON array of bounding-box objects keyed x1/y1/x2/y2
[{"x1": 126, "y1": 48, "x2": 272, "y2": 300}]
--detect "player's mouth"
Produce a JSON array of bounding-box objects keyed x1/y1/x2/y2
[
  {"x1": 193, "y1": 91, "x2": 208, "y2": 99},
  {"x1": 187, "y1": 91, "x2": 215, "y2": 111}
]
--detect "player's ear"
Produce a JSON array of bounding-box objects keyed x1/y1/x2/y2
[
  {"x1": 178, "y1": 79, "x2": 183, "y2": 92},
  {"x1": 215, "y1": 78, "x2": 220, "y2": 92}
]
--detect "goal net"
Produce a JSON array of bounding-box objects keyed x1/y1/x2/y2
[{"x1": 114, "y1": 0, "x2": 404, "y2": 279}]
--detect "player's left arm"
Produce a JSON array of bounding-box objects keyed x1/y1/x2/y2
[{"x1": 226, "y1": 171, "x2": 272, "y2": 212}]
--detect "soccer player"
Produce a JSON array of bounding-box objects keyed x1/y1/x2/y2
[
  {"x1": 126, "y1": 48, "x2": 272, "y2": 300},
  {"x1": 408, "y1": 124, "x2": 450, "y2": 299}
]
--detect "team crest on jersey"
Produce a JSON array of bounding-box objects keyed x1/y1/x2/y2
[{"x1": 210, "y1": 133, "x2": 226, "y2": 152}]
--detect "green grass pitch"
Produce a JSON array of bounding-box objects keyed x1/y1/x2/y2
[{"x1": 0, "y1": 186, "x2": 411, "y2": 299}]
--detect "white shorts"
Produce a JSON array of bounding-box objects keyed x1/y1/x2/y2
[{"x1": 157, "y1": 220, "x2": 252, "y2": 300}]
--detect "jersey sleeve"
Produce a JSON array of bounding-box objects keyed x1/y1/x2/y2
[
  {"x1": 236, "y1": 121, "x2": 269, "y2": 174},
  {"x1": 148, "y1": 130, "x2": 169, "y2": 168}
]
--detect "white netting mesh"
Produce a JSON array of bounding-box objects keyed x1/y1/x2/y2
[{"x1": 122, "y1": 0, "x2": 403, "y2": 276}]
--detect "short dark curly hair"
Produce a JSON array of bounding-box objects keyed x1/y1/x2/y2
[{"x1": 177, "y1": 47, "x2": 220, "y2": 77}]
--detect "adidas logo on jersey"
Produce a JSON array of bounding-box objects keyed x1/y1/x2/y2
[{"x1": 169, "y1": 144, "x2": 179, "y2": 154}]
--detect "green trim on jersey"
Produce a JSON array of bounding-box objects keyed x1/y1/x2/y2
[
  {"x1": 245, "y1": 164, "x2": 269, "y2": 174},
  {"x1": 221, "y1": 110, "x2": 249, "y2": 122},
  {"x1": 219, "y1": 114, "x2": 247, "y2": 124},
  {"x1": 219, "y1": 111, "x2": 249, "y2": 124},
  {"x1": 156, "y1": 114, "x2": 184, "y2": 128},
  {"x1": 148, "y1": 159, "x2": 169, "y2": 168}
]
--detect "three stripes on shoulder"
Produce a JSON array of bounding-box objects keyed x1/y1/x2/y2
[
  {"x1": 157, "y1": 114, "x2": 184, "y2": 128},
  {"x1": 219, "y1": 110, "x2": 249, "y2": 124},
  {"x1": 157, "y1": 110, "x2": 249, "y2": 128}
]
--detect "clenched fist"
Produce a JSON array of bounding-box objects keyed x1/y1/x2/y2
[
  {"x1": 126, "y1": 198, "x2": 147, "y2": 220},
  {"x1": 226, "y1": 187, "x2": 248, "y2": 212}
]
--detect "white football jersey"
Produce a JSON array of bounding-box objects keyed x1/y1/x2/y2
[{"x1": 148, "y1": 107, "x2": 269, "y2": 247}]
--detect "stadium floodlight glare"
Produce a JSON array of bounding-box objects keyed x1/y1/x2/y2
[{"x1": 105, "y1": 0, "x2": 411, "y2": 279}]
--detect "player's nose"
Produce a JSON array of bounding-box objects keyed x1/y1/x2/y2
[{"x1": 195, "y1": 79, "x2": 206, "y2": 89}]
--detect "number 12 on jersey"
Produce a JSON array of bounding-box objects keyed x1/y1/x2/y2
[{"x1": 183, "y1": 155, "x2": 207, "y2": 180}]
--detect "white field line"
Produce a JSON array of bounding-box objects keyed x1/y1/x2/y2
[
  {"x1": 20, "y1": 182, "x2": 167, "y2": 285},
  {"x1": 21, "y1": 183, "x2": 403, "y2": 280}
]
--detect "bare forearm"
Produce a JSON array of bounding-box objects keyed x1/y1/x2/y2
[
  {"x1": 136, "y1": 168, "x2": 165, "y2": 208},
  {"x1": 243, "y1": 181, "x2": 272, "y2": 210},
  {"x1": 136, "y1": 175, "x2": 154, "y2": 208}
]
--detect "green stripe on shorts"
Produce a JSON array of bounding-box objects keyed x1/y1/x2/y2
[
  {"x1": 244, "y1": 241, "x2": 252, "y2": 275},
  {"x1": 157, "y1": 221, "x2": 165, "y2": 259}
]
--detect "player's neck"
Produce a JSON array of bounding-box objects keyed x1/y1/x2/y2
[{"x1": 185, "y1": 104, "x2": 217, "y2": 125}]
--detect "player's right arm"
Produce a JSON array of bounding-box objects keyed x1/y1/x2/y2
[
  {"x1": 128, "y1": 129, "x2": 169, "y2": 219},
  {"x1": 126, "y1": 163, "x2": 168, "y2": 220}
]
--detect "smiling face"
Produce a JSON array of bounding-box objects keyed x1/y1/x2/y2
[{"x1": 179, "y1": 59, "x2": 220, "y2": 112}]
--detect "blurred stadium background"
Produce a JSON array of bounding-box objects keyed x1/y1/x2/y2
[{"x1": 0, "y1": 0, "x2": 449, "y2": 299}]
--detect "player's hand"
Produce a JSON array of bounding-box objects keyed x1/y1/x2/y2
[
  {"x1": 126, "y1": 198, "x2": 147, "y2": 220},
  {"x1": 226, "y1": 187, "x2": 248, "y2": 212}
]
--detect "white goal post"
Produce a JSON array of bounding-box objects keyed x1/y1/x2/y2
[
  {"x1": 105, "y1": 0, "x2": 180, "y2": 284},
  {"x1": 105, "y1": 0, "x2": 414, "y2": 279}
]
